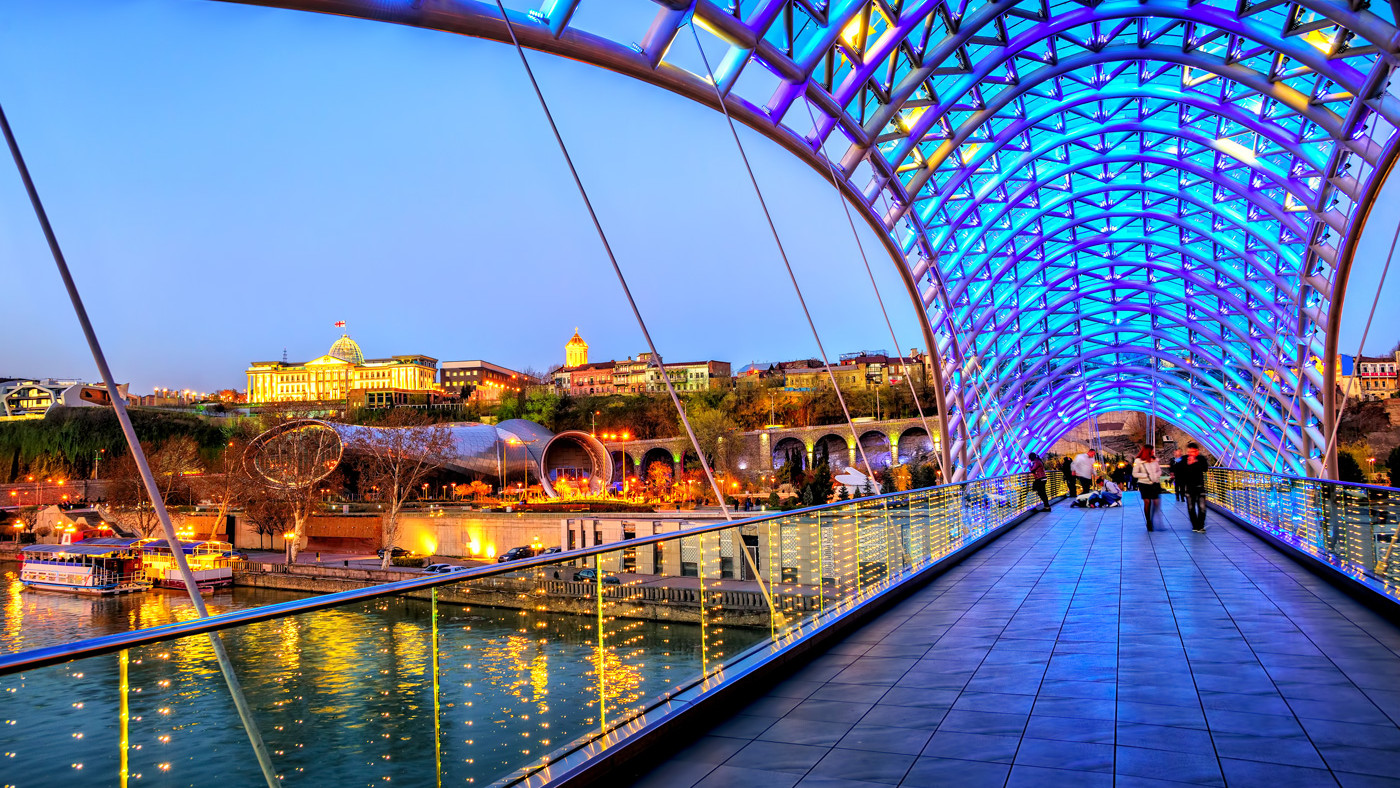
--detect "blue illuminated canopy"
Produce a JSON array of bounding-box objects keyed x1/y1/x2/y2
[{"x1": 221, "y1": 0, "x2": 1400, "y2": 479}]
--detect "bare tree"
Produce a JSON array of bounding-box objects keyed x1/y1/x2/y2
[
  {"x1": 347, "y1": 411, "x2": 453, "y2": 568},
  {"x1": 193, "y1": 425, "x2": 257, "y2": 541},
  {"x1": 243, "y1": 493, "x2": 294, "y2": 551},
  {"x1": 108, "y1": 437, "x2": 202, "y2": 537},
  {"x1": 244, "y1": 420, "x2": 343, "y2": 562}
]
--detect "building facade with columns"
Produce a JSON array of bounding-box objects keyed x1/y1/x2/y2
[{"x1": 245, "y1": 334, "x2": 439, "y2": 406}]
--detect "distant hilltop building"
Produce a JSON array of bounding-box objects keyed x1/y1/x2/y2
[
  {"x1": 551, "y1": 330, "x2": 730, "y2": 396},
  {"x1": 440, "y1": 360, "x2": 531, "y2": 405},
  {"x1": 0, "y1": 378, "x2": 129, "y2": 420},
  {"x1": 565, "y1": 329, "x2": 588, "y2": 368},
  {"x1": 1352, "y1": 352, "x2": 1399, "y2": 401},
  {"x1": 245, "y1": 333, "x2": 439, "y2": 407}
]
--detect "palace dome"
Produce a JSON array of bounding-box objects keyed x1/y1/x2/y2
[{"x1": 329, "y1": 334, "x2": 364, "y2": 366}]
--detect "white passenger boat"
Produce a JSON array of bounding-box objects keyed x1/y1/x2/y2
[
  {"x1": 19, "y1": 541, "x2": 151, "y2": 595},
  {"x1": 138, "y1": 539, "x2": 236, "y2": 589}
]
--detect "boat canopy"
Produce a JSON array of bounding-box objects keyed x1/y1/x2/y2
[
  {"x1": 22, "y1": 543, "x2": 139, "y2": 558},
  {"x1": 77, "y1": 537, "x2": 142, "y2": 547},
  {"x1": 139, "y1": 539, "x2": 231, "y2": 554}
]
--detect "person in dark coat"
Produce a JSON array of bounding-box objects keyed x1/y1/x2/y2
[
  {"x1": 1176, "y1": 442, "x2": 1210, "y2": 531},
  {"x1": 1169, "y1": 449, "x2": 1187, "y2": 501},
  {"x1": 1060, "y1": 456, "x2": 1076, "y2": 498}
]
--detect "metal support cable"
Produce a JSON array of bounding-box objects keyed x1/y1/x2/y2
[
  {"x1": 0, "y1": 99, "x2": 279, "y2": 788},
  {"x1": 870, "y1": 186, "x2": 1019, "y2": 475},
  {"x1": 797, "y1": 98, "x2": 942, "y2": 478},
  {"x1": 1320, "y1": 213, "x2": 1400, "y2": 476},
  {"x1": 490, "y1": 1, "x2": 733, "y2": 521},
  {"x1": 491, "y1": 4, "x2": 783, "y2": 620},
  {"x1": 687, "y1": 21, "x2": 882, "y2": 482}
]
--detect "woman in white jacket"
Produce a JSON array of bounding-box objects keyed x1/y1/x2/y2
[{"x1": 1132, "y1": 446, "x2": 1164, "y2": 531}]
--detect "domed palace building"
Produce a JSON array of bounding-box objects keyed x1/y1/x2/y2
[{"x1": 245, "y1": 333, "x2": 439, "y2": 407}]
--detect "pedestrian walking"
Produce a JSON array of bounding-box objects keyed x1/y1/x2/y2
[
  {"x1": 1177, "y1": 442, "x2": 1210, "y2": 531},
  {"x1": 1169, "y1": 449, "x2": 1187, "y2": 502},
  {"x1": 1028, "y1": 452, "x2": 1051, "y2": 512},
  {"x1": 1071, "y1": 449, "x2": 1096, "y2": 500},
  {"x1": 1060, "y1": 456, "x2": 1076, "y2": 498},
  {"x1": 1132, "y1": 445, "x2": 1163, "y2": 531}
]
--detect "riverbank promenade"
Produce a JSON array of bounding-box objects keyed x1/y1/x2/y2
[{"x1": 629, "y1": 498, "x2": 1400, "y2": 788}]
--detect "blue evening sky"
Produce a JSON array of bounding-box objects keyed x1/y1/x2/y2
[{"x1": 2, "y1": 0, "x2": 1398, "y2": 394}]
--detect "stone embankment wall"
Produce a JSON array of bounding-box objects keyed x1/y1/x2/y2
[{"x1": 234, "y1": 562, "x2": 777, "y2": 626}]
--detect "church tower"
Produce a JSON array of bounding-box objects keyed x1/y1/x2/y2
[{"x1": 565, "y1": 329, "x2": 589, "y2": 368}]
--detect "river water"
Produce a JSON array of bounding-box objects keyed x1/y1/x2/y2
[{"x1": 0, "y1": 568, "x2": 753, "y2": 787}]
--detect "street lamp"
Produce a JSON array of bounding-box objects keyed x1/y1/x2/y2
[
  {"x1": 1368, "y1": 457, "x2": 1377, "y2": 479},
  {"x1": 283, "y1": 532, "x2": 295, "y2": 563}
]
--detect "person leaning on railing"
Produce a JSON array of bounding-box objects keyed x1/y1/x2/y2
[
  {"x1": 1028, "y1": 452, "x2": 1051, "y2": 512},
  {"x1": 1176, "y1": 442, "x2": 1211, "y2": 532}
]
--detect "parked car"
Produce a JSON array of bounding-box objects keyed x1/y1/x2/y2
[
  {"x1": 572, "y1": 567, "x2": 621, "y2": 585},
  {"x1": 497, "y1": 546, "x2": 536, "y2": 563},
  {"x1": 539, "y1": 546, "x2": 562, "y2": 555},
  {"x1": 377, "y1": 546, "x2": 410, "y2": 558},
  {"x1": 422, "y1": 564, "x2": 468, "y2": 574}
]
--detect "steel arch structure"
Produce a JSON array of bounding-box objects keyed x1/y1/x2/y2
[{"x1": 219, "y1": 0, "x2": 1400, "y2": 479}]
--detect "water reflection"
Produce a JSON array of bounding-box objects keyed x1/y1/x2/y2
[
  {"x1": 0, "y1": 590, "x2": 755, "y2": 786},
  {"x1": 1, "y1": 569, "x2": 309, "y2": 654}
]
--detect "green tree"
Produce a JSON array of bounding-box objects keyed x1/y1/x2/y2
[
  {"x1": 1337, "y1": 452, "x2": 1365, "y2": 484},
  {"x1": 810, "y1": 462, "x2": 833, "y2": 505},
  {"x1": 522, "y1": 389, "x2": 562, "y2": 429},
  {"x1": 879, "y1": 471, "x2": 896, "y2": 494}
]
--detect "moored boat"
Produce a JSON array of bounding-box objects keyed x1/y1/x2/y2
[
  {"x1": 138, "y1": 539, "x2": 237, "y2": 589},
  {"x1": 19, "y1": 541, "x2": 151, "y2": 595}
]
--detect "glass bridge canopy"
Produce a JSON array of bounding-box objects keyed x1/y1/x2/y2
[{"x1": 226, "y1": 0, "x2": 1400, "y2": 479}]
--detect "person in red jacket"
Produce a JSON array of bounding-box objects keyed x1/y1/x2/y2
[{"x1": 1028, "y1": 452, "x2": 1050, "y2": 512}]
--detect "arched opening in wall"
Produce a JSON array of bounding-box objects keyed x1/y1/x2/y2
[
  {"x1": 772, "y1": 437, "x2": 807, "y2": 471},
  {"x1": 814, "y1": 434, "x2": 849, "y2": 469},
  {"x1": 611, "y1": 451, "x2": 636, "y2": 492},
  {"x1": 540, "y1": 431, "x2": 612, "y2": 496},
  {"x1": 640, "y1": 447, "x2": 677, "y2": 486},
  {"x1": 859, "y1": 431, "x2": 892, "y2": 470},
  {"x1": 898, "y1": 428, "x2": 933, "y2": 464}
]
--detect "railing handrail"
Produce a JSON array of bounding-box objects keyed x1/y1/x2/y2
[
  {"x1": 0, "y1": 476, "x2": 1018, "y2": 675},
  {"x1": 1210, "y1": 467, "x2": 1398, "y2": 495}
]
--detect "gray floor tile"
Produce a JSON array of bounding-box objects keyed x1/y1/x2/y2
[
  {"x1": 693, "y1": 764, "x2": 802, "y2": 788},
  {"x1": 626, "y1": 502, "x2": 1400, "y2": 788},
  {"x1": 726, "y1": 740, "x2": 829, "y2": 774},
  {"x1": 1013, "y1": 737, "x2": 1114, "y2": 772},
  {"x1": 672, "y1": 735, "x2": 751, "y2": 765},
  {"x1": 921, "y1": 730, "x2": 1021, "y2": 762},
  {"x1": 758, "y1": 717, "x2": 855, "y2": 747},
  {"x1": 1024, "y1": 714, "x2": 1116, "y2": 744},
  {"x1": 901, "y1": 756, "x2": 1011, "y2": 787},
  {"x1": 1217, "y1": 757, "x2": 1340, "y2": 788},
  {"x1": 806, "y1": 748, "x2": 916, "y2": 785},
  {"x1": 1005, "y1": 764, "x2": 1114, "y2": 787}
]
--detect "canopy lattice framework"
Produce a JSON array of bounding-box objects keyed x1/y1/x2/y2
[{"x1": 225, "y1": 0, "x2": 1400, "y2": 479}]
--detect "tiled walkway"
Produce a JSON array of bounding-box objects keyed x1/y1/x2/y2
[{"x1": 627, "y1": 497, "x2": 1400, "y2": 788}]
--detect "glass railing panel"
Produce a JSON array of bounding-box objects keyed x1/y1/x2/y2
[
  {"x1": 1208, "y1": 469, "x2": 1400, "y2": 599},
  {"x1": 0, "y1": 476, "x2": 1048, "y2": 787}
]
